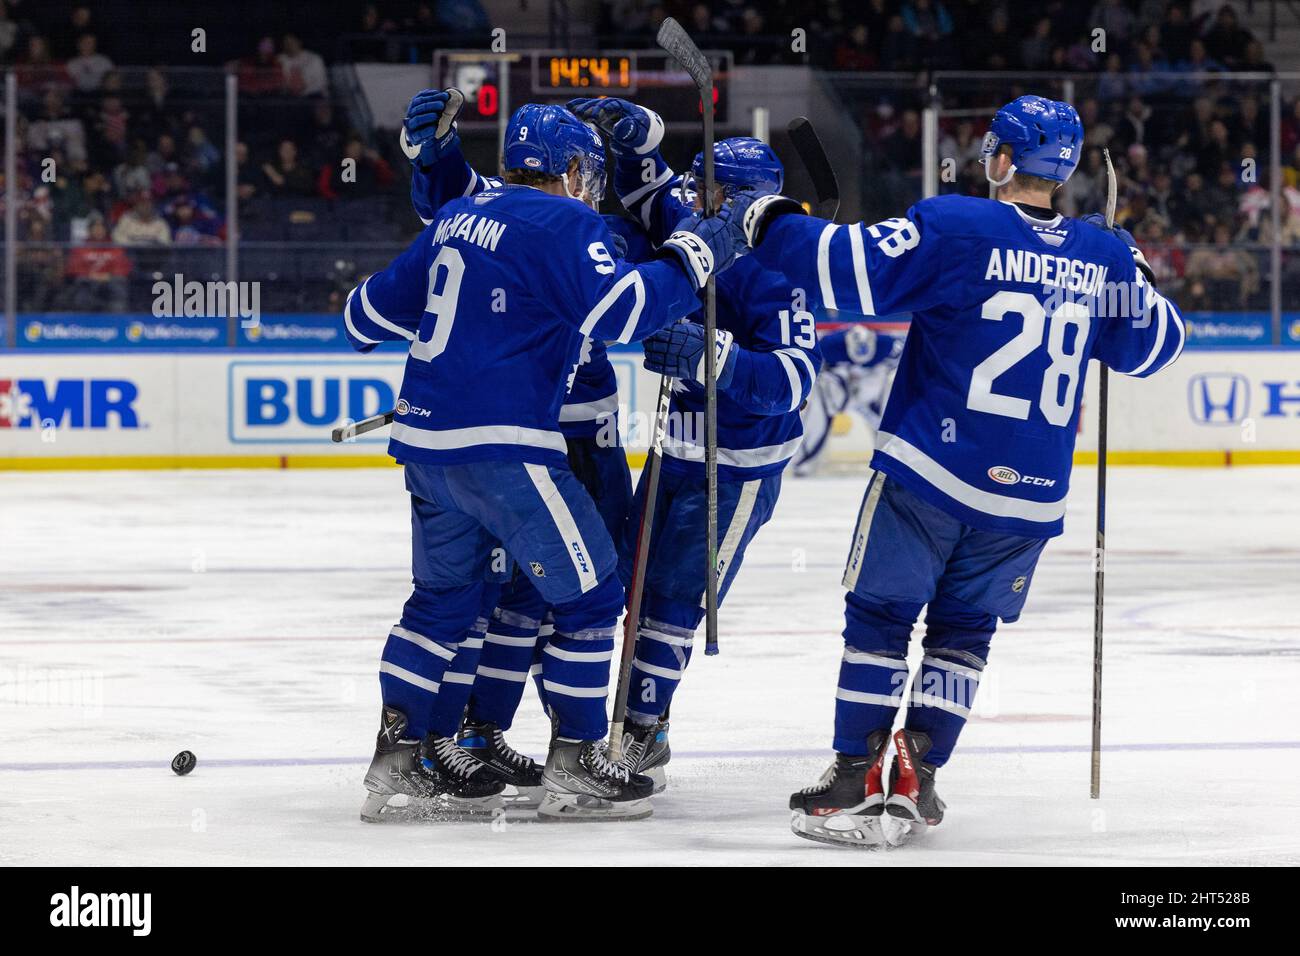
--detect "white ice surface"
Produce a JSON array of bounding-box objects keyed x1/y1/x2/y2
[{"x1": 2, "y1": 466, "x2": 1297, "y2": 866}]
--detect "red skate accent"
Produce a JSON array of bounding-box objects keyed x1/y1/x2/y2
[
  {"x1": 866, "y1": 747, "x2": 885, "y2": 800},
  {"x1": 892, "y1": 729, "x2": 921, "y2": 802}
]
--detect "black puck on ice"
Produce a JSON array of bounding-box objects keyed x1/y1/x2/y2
[{"x1": 171, "y1": 751, "x2": 197, "y2": 775}]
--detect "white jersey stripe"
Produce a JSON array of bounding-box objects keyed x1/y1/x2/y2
[
  {"x1": 476, "y1": 665, "x2": 530, "y2": 683},
  {"x1": 524, "y1": 463, "x2": 600, "y2": 593},
  {"x1": 543, "y1": 644, "x2": 613, "y2": 663},
  {"x1": 817, "y1": 224, "x2": 839, "y2": 310},
  {"x1": 772, "y1": 350, "x2": 802, "y2": 413},
  {"x1": 835, "y1": 688, "x2": 905, "y2": 707},
  {"x1": 559, "y1": 390, "x2": 619, "y2": 421},
  {"x1": 379, "y1": 661, "x2": 440, "y2": 693},
  {"x1": 389, "y1": 625, "x2": 456, "y2": 660},
  {"x1": 390, "y1": 422, "x2": 567, "y2": 455},
  {"x1": 541, "y1": 679, "x2": 607, "y2": 699},
  {"x1": 342, "y1": 287, "x2": 379, "y2": 345},
  {"x1": 632, "y1": 657, "x2": 683, "y2": 680},
  {"x1": 843, "y1": 649, "x2": 909, "y2": 670},
  {"x1": 580, "y1": 271, "x2": 646, "y2": 342},
  {"x1": 360, "y1": 279, "x2": 416, "y2": 341},
  {"x1": 875, "y1": 430, "x2": 1068, "y2": 524},
  {"x1": 842, "y1": 469, "x2": 884, "y2": 591},
  {"x1": 661, "y1": 434, "x2": 803, "y2": 469},
  {"x1": 848, "y1": 224, "x2": 875, "y2": 315},
  {"x1": 702, "y1": 479, "x2": 760, "y2": 606}
]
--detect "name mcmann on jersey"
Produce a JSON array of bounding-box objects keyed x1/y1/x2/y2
[{"x1": 431, "y1": 211, "x2": 508, "y2": 252}]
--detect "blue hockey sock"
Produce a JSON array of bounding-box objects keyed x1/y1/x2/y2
[
  {"x1": 833, "y1": 645, "x2": 909, "y2": 755},
  {"x1": 467, "y1": 608, "x2": 542, "y2": 731},
  {"x1": 625, "y1": 617, "x2": 694, "y2": 724},
  {"x1": 425, "y1": 616, "x2": 489, "y2": 738},
  {"x1": 378, "y1": 624, "x2": 460, "y2": 740},
  {"x1": 540, "y1": 626, "x2": 615, "y2": 740},
  {"x1": 905, "y1": 652, "x2": 983, "y2": 766}
]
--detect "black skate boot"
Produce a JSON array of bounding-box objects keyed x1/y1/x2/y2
[
  {"x1": 885, "y1": 729, "x2": 946, "y2": 835},
  {"x1": 539, "y1": 738, "x2": 655, "y2": 821},
  {"x1": 788, "y1": 729, "x2": 890, "y2": 849},
  {"x1": 457, "y1": 719, "x2": 545, "y2": 807},
  {"x1": 615, "y1": 718, "x2": 670, "y2": 794},
  {"x1": 360, "y1": 707, "x2": 452, "y2": 822},
  {"x1": 418, "y1": 733, "x2": 507, "y2": 817}
]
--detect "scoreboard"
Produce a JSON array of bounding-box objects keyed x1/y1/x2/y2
[{"x1": 433, "y1": 49, "x2": 734, "y2": 129}]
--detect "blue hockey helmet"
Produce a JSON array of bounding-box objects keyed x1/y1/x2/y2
[
  {"x1": 981, "y1": 95, "x2": 1083, "y2": 186},
  {"x1": 686, "y1": 136, "x2": 784, "y2": 199},
  {"x1": 503, "y1": 103, "x2": 606, "y2": 204}
]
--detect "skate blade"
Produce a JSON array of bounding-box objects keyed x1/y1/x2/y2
[
  {"x1": 883, "y1": 815, "x2": 930, "y2": 847},
  {"x1": 536, "y1": 791, "x2": 653, "y2": 822},
  {"x1": 360, "y1": 790, "x2": 504, "y2": 823},
  {"x1": 499, "y1": 784, "x2": 545, "y2": 809},
  {"x1": 790, "y1": 810, "x2": 886, "y2": 850},
  {"x1": 646, "y1": 766, "x2": 667, "y2": 795}
]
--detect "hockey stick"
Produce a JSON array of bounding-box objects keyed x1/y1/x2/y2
[
  {"x1": 657, "y1": 16, "x2": 720, "y2": 656},
  {"x1": 1091, "y1": 149, "x2": 1116, "y2": 799},
  {"x1": 787, "y1": 117, "x2": 840, "y2": 220},
  {"x1": 608, "y1": 379, "x2": 672, "y2": 762},
  {"x1": 331, "y1": 410, "x2": 394, "y2": 443}
]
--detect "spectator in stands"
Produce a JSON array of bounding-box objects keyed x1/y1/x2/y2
[
  {"x1": 235, "y1": 141, "x2": 260, "y2": 203},
  {"x1": 166, "y1": 197, "x2": 223, "y2": 246},
  {"x1": 0, "y1": 2, "x2": 18, "y2": 63},
  {"x1": 66, "y1": 215, "x2": 130, "y2": 312},
  {"x1": 1240, "y1": 39, "x2": 1274, "y2": 73},
  {"x1": 317, "y1": 136, "x2": 394, "y2": 200},
  {"x1": 1203, "y1": 4, "x2": 1253, "y2": 69},
  {"x1": 879, "y1": 14, "x2": 917, "y2": 70},
  {"x1": 900, "y1": 0, "x2": 954, "y2": 66},
  {"x1": 184, "y1": 126, "x2": 222, "y2": 188},
  {"x1": 113, "y1": 143, "x2": 151, "y2": 199},
  {"x1": 112, "y1": 193, "x2": 171, "y2": 246},
  {"x1": 28, "y1": 89, "x2": 87, "y2": 165},
  {"x1": 16, "y1": 35, "x2": 70, "y2": 94},
  {"x1": 261, "y1": 139, "x2": 316, "y2": 196},
  {"x1": 279, "y1": 34, "x2": 327, "y2": 97},
  {"x1": 302, "y1": 100, "x2": 344, "y2": 168},
  {"x1": 237, "y1": 37, "x2": 284, "y2": 97},
  {"x1": 18, "y1": 217, "x2": 63, "y2": 312},
  {"x1": 66, "y1": 33, "x2": 113, "y2": 92},
  {"x1": 92, "y1": 94, "x2": 130, "y2": 162},
  {"x1": 1185, "y1": 220, "x2": 1259, "y2": 306},
  {"x1": 967, "y1": 7, "x2": 1018, "y2": 70},
  {"x1": 147, "y1": 133, "x2": 180, "y2": 175},
  {"x1": 1019, "y1": 17, "x2": 1053, "y2": 71},
  {"x1": 834, "y1": 23, "x2": 878, "y2": 72},
  {"x1": 1160, "y1": 2, "x2": 1196, "y2": 62},
  {"x1": 1089, "y1": 0, "x2": 1135, "y2": 49}
]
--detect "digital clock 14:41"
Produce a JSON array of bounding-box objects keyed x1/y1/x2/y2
[{"x1": 546, "y1": 56, "x2": 632, "y2": 90}]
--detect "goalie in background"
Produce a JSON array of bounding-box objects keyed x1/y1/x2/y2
[{"x1": 793, "y1": 323, "x2": 904, "y2": 477}]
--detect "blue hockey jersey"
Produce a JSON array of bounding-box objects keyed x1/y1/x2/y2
[
  {"x1": 617, "y1": 158, "x2": 822, "y2": 481},
  {"x1": 751, "y1": 196, "x2": 1185, "y2": 537},
  {"x1": 343, "y1": 184, "x2": 699, "y2": 467},
  {"x1": 409, "y1": 148, "x2": 646, "y2": 441}
]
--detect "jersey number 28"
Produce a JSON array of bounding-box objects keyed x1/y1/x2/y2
[{"x1": 967, "y1": 290, "x2": 1090, "y2": 427}]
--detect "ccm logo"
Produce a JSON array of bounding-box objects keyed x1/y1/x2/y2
[{"x1": 989, "y1": 465, "x2": 1057, "y2": 488}]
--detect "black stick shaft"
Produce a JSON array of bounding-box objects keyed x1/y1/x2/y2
[{"x1": 609, "y1": 377, "x2": 672, "y2": 760}]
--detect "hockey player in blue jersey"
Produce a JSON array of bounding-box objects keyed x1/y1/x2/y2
[
  {"x1": 347, "y1": 101, "x2": 746, "y2": 821},
  {"x1": 395, "y1": 88, "x2": 656, "y2": 805},
  {"x1": 736, "y1": 95, "x2": 1185, "y2": 847},
  {"x1": 568, "y1": 96, "x2": 823, "y2": 791}
]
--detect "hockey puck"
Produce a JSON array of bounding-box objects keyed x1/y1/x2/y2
[{"x1": 171, "y1": 751, "x2": 197, "y2": 775}]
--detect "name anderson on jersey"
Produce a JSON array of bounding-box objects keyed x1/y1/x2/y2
[
  {"x1": 983, "y1": 247, "x2": 1109, "y2": 295},
  {"x1": 432, "y1": 212, "x2": 508, "y2": 251}
]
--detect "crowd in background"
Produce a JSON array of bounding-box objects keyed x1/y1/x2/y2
[{"x1": 4, "y1": 0, "x2": 1300, "y2": 314}]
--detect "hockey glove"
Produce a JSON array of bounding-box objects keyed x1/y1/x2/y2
[
  {"x1": 400, "y1": 88, "x2": 464, "y2": 169},
  {"x1": 661, "y1": 205, "x2": 747, "y2": 290},
  {"x1": 1080, "y1": 212, "x2": 1155, "y2": 283},
  {"x1": 567, "y1": 97, "x2": 665, "y2": 157},
  {"x1": 729, "y1": 189, "x2": 806, "y2": 247},
  {"x1": 643, "y1": 319, "x2": 737, "y2": 389}
]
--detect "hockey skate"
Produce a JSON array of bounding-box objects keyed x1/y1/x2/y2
[
  {"x1": 615, "y1": 718, "x2": 670, "y2": 794},
  {"x1": 788, "y1": 729, "x2": 889, "y2": 849},
  {"x1": 361, "y1": 707, "x2": 459, "y2": 822},
  {"x1": 538, "y1": 738, "x2": 655, "y2": 821},
  {"x1": 417, "y1": 732, "x2": 508, "y2": 818},
  {"x1": 883, "y1": 729, "x2": 945, "y2": 846},
  {"x1": 457, "y1": 718, "x2": 545, "y2": 808}
]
